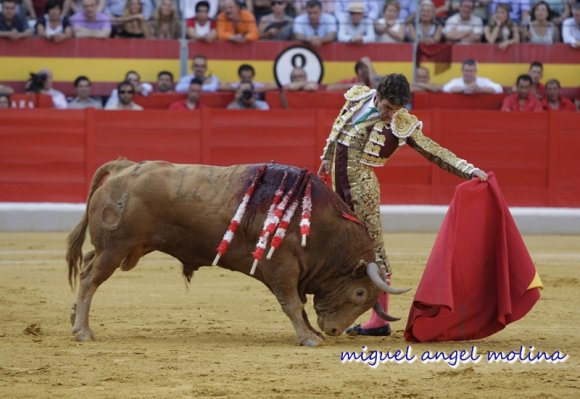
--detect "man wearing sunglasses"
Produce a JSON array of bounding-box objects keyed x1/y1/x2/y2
[{"x1": 105, "y1": 81, "x2": 143, "y2": 110}]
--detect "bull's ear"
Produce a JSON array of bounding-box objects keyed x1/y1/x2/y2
[{"x1": 351, "y1": 259, "x2": 367, "y2": 277}]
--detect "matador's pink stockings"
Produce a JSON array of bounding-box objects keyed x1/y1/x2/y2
[{"x1": 360, "y1": 291, "x2": 389, "y2": 329}]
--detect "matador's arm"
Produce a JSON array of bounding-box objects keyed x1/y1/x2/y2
[
  {"x1": 391, "y1": 109, "x2": 480, "y2": 180},
  {"x1": 407, "y1": 130, "x2": 480, "y2": 180}
]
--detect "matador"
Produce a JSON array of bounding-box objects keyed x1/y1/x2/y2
[{"x1": 318, "y1": 74, "x2": 488, "y2": 336}]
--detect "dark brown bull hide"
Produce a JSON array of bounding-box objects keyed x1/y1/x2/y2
[{"x1": 67, "y1": 160, "x2": 397, "y2": 346}]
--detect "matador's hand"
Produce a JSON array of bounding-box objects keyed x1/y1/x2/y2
[
  {"x1": 317, "y1": 160, "x2": 331, "y2": 176},
  {"x1": 472, "y1": 169, "x2": 488, "y2": 181}
]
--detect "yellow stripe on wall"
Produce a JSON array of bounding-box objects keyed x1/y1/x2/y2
[
  {"x1": 2, "y1": 57, "x2": 413, "y2": 86},
  {"x1": 1, "y1": 57, "x2": 182, "y2": 83},
  {"x1": 2, "y1": 57, "x2": 576, "y2": 88}
]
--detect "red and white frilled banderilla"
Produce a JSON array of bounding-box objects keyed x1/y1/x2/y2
[{"x1": 213, "y1": 165, "x2": 314, "y2": 275}]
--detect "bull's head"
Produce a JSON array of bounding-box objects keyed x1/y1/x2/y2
[{"x1": 313, "y1": 261, "x2": 410, "y2": 336}]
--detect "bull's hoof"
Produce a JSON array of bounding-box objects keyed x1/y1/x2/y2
[
  {"x1": 73, "y1": 327, "x2": 96, "y2": 342},
  {"x1": 300, "y1": 334, "x2": 324, "y2": 347}
]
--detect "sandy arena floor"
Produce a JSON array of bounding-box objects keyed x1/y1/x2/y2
[{"x1": 0, "y1": 232, "x2": 578, "y2": 398}]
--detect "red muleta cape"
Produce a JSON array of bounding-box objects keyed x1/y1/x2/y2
[{"x1": 404, "y1": 173, "x2": 543, "y2": 342}]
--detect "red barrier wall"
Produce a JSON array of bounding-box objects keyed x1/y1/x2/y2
[{"x1": 1, "y1": 109, "x2": 579, "y2": 207}]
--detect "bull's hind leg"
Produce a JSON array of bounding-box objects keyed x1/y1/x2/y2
[
  {"x1": 70, "y1": 250, "x2": 96, "y2": 326},
  {"x1": 72, "y1": 250, "x2": 125, "y2": 341}
]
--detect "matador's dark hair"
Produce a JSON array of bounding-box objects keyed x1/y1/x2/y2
[{"x1": 376, "y1": 73, "x2": 411, "y2": 106}]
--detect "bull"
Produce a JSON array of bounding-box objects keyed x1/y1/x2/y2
[{"x1": 67, "y1": 160, "x2": 408, "y2": 346}]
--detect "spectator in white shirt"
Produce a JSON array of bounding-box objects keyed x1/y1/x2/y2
[
  {"x1": 36, "y1": 69, "x2": 68, "y2": 109},
  {"x1": 442, "y1": 59, "x2": 503, "y2": 94},
  {"x1": 374, "y1": 0, "x2": 406, "y2": 43},
  {"x1": 333, "y1": 0, "x2": 381, "y2": 22},
  {"x1": 562, "y1": 3, "x2": 580, "y2": 48},
  {"x1": 337, "y1": 2, "x2": 375, "y2": 43},
  {"x1": 443, "y1": 0, "x2": 483, "y2": 43},
  {"x1": 176, "y1": 54, "x2": 220, "y2": 93}
]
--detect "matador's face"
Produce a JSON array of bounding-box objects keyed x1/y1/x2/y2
[{"x1": 375, "y1": 97, "x2": 403, "y2": 124}]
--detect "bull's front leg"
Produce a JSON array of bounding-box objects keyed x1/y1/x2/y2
[{"x1": 274, "y1": 290, "x2": 324, "y2": 347}]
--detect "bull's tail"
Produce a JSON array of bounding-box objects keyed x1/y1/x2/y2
[{"x1": 66, "y1": 159, "x2": 135, "y2": 289}]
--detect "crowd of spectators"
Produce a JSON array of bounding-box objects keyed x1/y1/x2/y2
[
  {"x1": 0, "y1": 1, "x2": 578, "y2": 110},
  {"x1": 0, "y1": 0, "x2": 578, "y2": 46},
  {"x1": 0, "y1": 55, "x2": 576, "y2": 111}
]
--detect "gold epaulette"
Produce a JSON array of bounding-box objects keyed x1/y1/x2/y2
[
  {"x1": 344, "y1": 85, "x2": 375, "y2": 102},
  {"x1": 390, "y1": 108, "x2": 422, "y2": 146}
]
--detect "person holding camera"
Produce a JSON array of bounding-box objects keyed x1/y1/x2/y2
[
  {"x1": 258, "y1": 0, "x2": 293, "y2": 40},
  {"x1": 25, "y1": 69, "x2": 67, "y2": 109},
  {"x1": 226, "y1": 80, "x2": 269, "y2": 110}
]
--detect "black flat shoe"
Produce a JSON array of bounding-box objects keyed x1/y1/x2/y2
[{"x1": 345, "y1": 324, "x2": 391, "y2": 337}]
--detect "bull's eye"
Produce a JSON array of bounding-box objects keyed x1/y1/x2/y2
[{"x1": 355, "y1": 288, "x2": 365, "y2": 297}]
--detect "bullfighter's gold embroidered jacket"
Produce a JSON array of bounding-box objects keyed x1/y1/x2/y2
[{"x1": 321, "y1": 85, "x2": 480, "y2": 179}]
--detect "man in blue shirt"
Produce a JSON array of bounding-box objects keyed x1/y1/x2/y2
[{"x1": 293, "y1": 0, "x2": 337, "y2": 47}]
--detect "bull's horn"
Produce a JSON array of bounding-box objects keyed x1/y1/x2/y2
[
  {"x1": 373, "y1": 302, "x2": 400, "y2": 322},
  {"x1": 366, "y1": 262, "x2": 411, "y2": 295}
]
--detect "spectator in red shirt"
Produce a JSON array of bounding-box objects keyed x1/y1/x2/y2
[
  {"x1": 155, "y1": 70, "x2": 174, "y2": 93},
  {"x1": 542, "y1": 79, "x2": 576, "y2": 111},
  {"x1": 528, "y1": 61, "x2": 545, "y2": 99},
  {"x1": 169, "y1": 77, "x2": 202, "y2": 110},
  {"x1": 501, "y1": 74, "x2": 543, "y2": 112}
]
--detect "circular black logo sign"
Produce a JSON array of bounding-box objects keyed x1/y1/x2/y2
[{"x1": 273, "y1": 45, "x2": 324, "y2": 87}]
